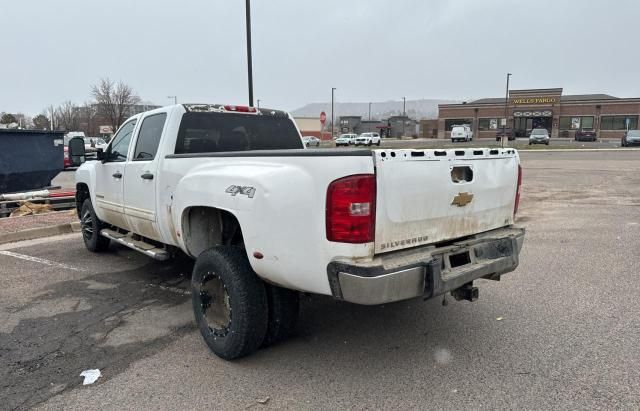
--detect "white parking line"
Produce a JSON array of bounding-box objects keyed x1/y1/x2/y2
[{"x1": 0, "y1": 250, "x2": 84, "y2": 272}]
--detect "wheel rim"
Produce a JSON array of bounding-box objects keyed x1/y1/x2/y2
[
  {"x1": 200, "y1": 272, "x2": 231, "y2": 336},
  {"x1": 81, "y1": 210, "x2": 94, "y2": 241}
]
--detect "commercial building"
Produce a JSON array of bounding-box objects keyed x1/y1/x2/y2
[
  {"x1": 438, "y1": 88, "x2": 640, "y2": 139},
  {"x1": 293, "y1": 116, "x2": 331, "y2": 140},
  {"x1": 337, "y1": 115, "x2": 418, "y2": 138}
]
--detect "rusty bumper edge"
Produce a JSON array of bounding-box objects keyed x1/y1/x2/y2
[{"x1": 327, "y1": 227, "x2": 525, "y2": 305}]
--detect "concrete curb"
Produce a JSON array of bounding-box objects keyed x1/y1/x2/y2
[{"x1": 0, "y1": 221, "x2": 81, "y2": 245}]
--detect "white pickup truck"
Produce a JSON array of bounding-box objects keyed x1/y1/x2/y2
[{"x1": 73, "y1": 103, "x2": 524, "y2": 360}]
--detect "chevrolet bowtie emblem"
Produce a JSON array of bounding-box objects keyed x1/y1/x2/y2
[{"x1": 451, "y1": 192, "x2": 474, "y2": 207}]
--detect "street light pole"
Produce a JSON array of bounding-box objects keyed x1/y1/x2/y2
[
  {"x1": 167, "y1": 96, "x2": 177, "y2": 105},
  {"x1": 245, "y1": 0, "x2": 254, "y2": 106},
  {"x1": 402, "y1": 97, "x2": 406, "y2": 137},
  {"x1": 368, "y1": 102, "x2": 372, "y2": 121},
  {"x1": 331, "y1": 87, "x2": 336, "y2": 139},
  {"x1": 502, "y1": 73, "x2": 512, "y2": 148}
]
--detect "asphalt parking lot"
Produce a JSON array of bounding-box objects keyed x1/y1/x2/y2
[{"x1": 2, "y1": 150, "x2": 639, "y2": 410}]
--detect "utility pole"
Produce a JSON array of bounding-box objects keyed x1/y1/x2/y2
[
  {"x1": 167, "y1": 96, "x2": 177, "y2": 105},
  {"x1": 331, "y1": 87, "x2": 336, "y2": 139},
  {"x1": 245, "y1": 0, "x2": 254, "y2": 106},
  {"x1": 502, "y1": 73, "x2": 512, "y2": 148},
  {"x1": 402, "y1": 97, "x2": 406, "y2": 137},
  {"x1": 368, "y1": 102, "x2": 372, "y2": 121}
]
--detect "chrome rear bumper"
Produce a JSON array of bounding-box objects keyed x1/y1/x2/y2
[{"x1": 327, "y1": 226, "x2": 525, "y2": 305}]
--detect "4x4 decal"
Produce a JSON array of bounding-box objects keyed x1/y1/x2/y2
[{"x1": 225, "y1": 185, "x2": 256, "y2": 198}]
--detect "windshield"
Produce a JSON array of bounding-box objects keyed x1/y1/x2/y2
[
  {"x1": 175, "y1": 112, "x2": 303, "y2": 153},
  {"x1": 531, "y1": 129, "x2": 547, "y2": 135},
  {"x1": 627, "y1": 130, "x2": 640, "y2": 137}
]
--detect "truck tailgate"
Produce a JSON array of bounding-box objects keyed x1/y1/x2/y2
[{"x1": 373, "y1": 148, "x2": 519, "y2": 254}]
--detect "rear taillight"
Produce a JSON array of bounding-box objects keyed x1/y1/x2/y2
[
  {"x1": 326, "y1": 174, "x2": 376, "y2": 243},
  {"x1": 224, "y1": 105, "x2": 257, "y2": 113},
  {"x1": 514, "y1": 164, "x2": 522, "y2": 215}
]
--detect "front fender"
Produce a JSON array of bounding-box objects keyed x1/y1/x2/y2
[{"x1": 74, "y1": 162, "x2": 98, "y2": 212}]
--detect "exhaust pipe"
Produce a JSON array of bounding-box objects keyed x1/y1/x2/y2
[{"x1": 451, "y1": 282, "x2": 479, "y2": 302}]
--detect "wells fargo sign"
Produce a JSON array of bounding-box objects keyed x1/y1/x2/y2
[{"x1": 512, "y1": 97, "x2": 557, "y2": 104}]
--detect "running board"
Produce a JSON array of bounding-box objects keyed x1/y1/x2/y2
[{"x1": 100, "y1": 228, "x2": 170, "y2": 261}]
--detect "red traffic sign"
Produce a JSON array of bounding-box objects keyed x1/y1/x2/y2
[{"x1": 320, "y1": 111, "x2": 327, "y2": 124}]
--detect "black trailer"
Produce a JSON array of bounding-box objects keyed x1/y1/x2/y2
[{"x1": 0, "y1": 129, "x2": 65, "y2": 194}]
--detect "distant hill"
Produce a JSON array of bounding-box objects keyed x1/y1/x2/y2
[{"x1": 291, "y1": 99, "x2": 460, "y2": 120}]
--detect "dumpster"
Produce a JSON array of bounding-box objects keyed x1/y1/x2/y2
[{"x1": 0, "y1": 129, "x2": 65, "y2": 194}]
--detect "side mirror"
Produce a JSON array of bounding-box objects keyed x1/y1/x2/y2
[
  {"x1": 96, "y1": 147, "x2": 106, "y2": 161},
  {"x1": 68, "y1": 137, "x2": 86, "y2": 166}
]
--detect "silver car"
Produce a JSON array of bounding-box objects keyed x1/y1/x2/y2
[
  {"x1": 529, "y1": 128, "x2": 550, "y2": 145},
  {"x1": 302, "y1": 136, "x2": 320, "y2": 147}
]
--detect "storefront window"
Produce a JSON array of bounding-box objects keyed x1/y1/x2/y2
[
  {"x1": 581, "y1": 116, "x2": 594, "y2": 129},
  {"x1": 478, "y1": 118, "x2": 503, "y2": 130},
  {"x1": 600, "y1": 116, "x2": 638, "y2": 130},
  {"x1": 445, "y1": 119, "x2": 473, "y2": 130},
  {"x1": 559, "y1": 116, "x2": 595, "y2": 130},
  {"x1": 559, "y1": 117, "x2": 572, "y2": 130}
]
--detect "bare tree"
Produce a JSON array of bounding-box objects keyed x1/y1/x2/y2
[
  {"x1": 91, "y1": 78, "x2": 140, "y2": 132},
  {"x1": 77, "y1": 101, "x2": 98, "y2": 135},
  {"x1": 55, "y1": 101, "x2": 80, "y2": 131},
  {"x1": 43, "y1": 105, "x2": 55, "y2": 130},
  {"x1": 13, "y1": 113, "x2": 32, "y2": 129}
]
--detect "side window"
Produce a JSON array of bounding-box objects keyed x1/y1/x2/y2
[
  {"x1": 133, "y1": 113, "x2": 167, "y2": 160},
  {"x1": 108, "y1": 120, "x2": 137, "y2": 162}
]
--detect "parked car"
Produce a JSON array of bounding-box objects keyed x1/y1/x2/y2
[
  {"x1": 335, "y1": 133, "x2": 357, "y2": 146},
  {"x1": 63, "y1": 146, "x2": 71, "y2": 168},
  {"x1": 302, "y1": 136, "x2": 320, "y2": 147},
  {"x1": 575, "y1": 129, "x2": 597, "y2": 142},
  {"x1": 495, "y1": 128, "x2": 515, "y2": 141},
  {"x1": 354, "y1": 132, "x2": 381, "y2": 146},
  {"x1": 529, "y1": 128, "x2": 550, "y2": 145},
  {"x1": 451, "y1": 125, "x2": 473, "y2": 142},
  {"x1": 73, "y1": 103, "x2": 524, "y2": 360},
  {"x1": 621, "y1": 129, "x2": 640, "y2": 147}
]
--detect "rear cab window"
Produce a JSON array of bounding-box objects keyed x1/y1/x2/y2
[{"x1": 174, "y1": 111, "x2": 303, "y2": 154}]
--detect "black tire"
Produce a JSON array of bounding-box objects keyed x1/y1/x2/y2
[
  {"x1": 261, "y1": 284, "x2": 299, "y2": 347},
  {"x1": 191, "y1": 246, "x2": 268, "y2": 360},
  {"x1": 80, "y1": 199, "x2": 110, "y2": 252},
  {"x1": 368, "y1": 140, "x2": 372, "y2": 146},
  {"x1": 376, "y1": 140, "x2": 381, "y2": 146}
]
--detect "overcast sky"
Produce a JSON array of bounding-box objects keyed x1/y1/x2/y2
[{"x1": 1, "y1": 0, "x2": 639, "y2": 115}]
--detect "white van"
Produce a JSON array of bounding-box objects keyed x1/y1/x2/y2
[{"x1": 451, "y1": 125, "x2": 473, "y2": 142}]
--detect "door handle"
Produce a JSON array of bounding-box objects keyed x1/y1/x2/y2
[
  {"x1": 140, "y1": 173, "x2": 154, "y2": 180},
  {"x1": 112, "y1": 172, "x2": 122, "y2": 179}
]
